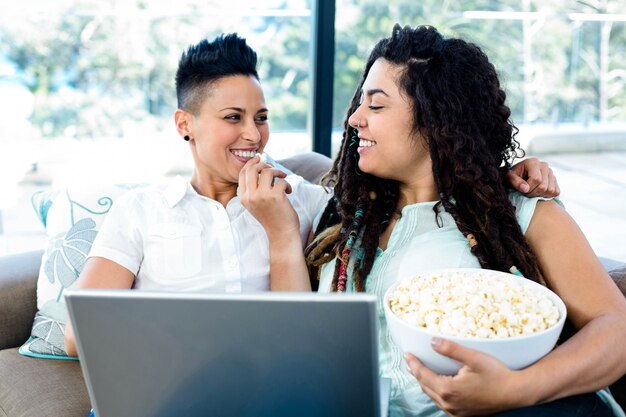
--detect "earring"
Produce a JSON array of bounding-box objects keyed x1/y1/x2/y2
[{"x1": 183, "y1": 135, "x2": 190, "y2": 141}]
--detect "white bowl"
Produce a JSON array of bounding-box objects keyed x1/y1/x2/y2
[{"x1": 383, "y1": 268, "x2": 567, "y2": 375}]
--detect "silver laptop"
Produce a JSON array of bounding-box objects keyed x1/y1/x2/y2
[{"x1": 66, "y1": 290, "x2": 391, "y2": 417}]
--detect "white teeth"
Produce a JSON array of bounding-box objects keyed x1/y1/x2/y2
[
  {"x1": 231, "y1": 150, "x2": 256, "y2": 158},
  {"x1": 359, "y1": 139, "x2": 376, "y2": 147}
]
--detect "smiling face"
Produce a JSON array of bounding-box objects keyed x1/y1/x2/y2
[
  {"x1": 348, "y1": 59, "x2": 432, "y2": 185},
  {"x1": 180, "y1": 75, "x2": 269, "y2": 186}
]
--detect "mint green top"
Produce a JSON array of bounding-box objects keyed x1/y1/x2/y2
[{"x1": 316, "y1": 192, "x2": 624, "y2": 417}]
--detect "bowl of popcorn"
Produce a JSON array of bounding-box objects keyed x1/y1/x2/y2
[{"x1": 383, "y1": 268, "x2": 567, "y2": 375}]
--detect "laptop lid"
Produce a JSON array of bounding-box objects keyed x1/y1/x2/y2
[{"x1": 66, "y1": 290, "x2": 385, "y2": 417}]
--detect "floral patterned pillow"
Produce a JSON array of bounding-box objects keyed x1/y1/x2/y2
[{"x1": 19, "y1": 184, "x2": 146, "y2": 359}]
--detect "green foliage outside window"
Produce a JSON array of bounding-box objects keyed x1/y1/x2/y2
[
  {"x1": 0, "y1": 0, "x2": 624, "y2": 141},
  {"x1": 333, "y1": 0, "x2": 626, "y2": 127}
]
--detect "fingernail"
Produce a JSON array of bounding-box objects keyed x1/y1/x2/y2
[
  {"x1": 431, "y1": 337, "x2": 442, "y2": 347},
  {"x1": 406, "y1": 365, "x2": 413, "y2": 374},
  {"x1": 520, "y1": 183, "x2": 530, "y2": 193}
]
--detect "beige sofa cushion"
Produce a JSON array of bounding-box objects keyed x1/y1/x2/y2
[{"x1": 0, "y1": 348, "x2": 90, "y2": 417}]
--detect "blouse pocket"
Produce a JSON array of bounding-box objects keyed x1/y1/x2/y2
[{"x1": 145, "y1": 223, "x2": 202, "y2": 280}]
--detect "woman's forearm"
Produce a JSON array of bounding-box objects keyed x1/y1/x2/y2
[
  {"x1": 267, "y1": 231, "x2": 311, "y2": 291},
  {"x1": 63, "y1": 321, "x2": 78, "y2": 357},
  {"x1": 515, "y1": 311, "x2": 626, "y2": 406}
]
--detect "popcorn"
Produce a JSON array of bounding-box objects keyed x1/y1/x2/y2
[
  {"x1": 256, "y1": 152, "x2": 267, "y2": 164},
  {"x1": 388, "y1": 270, "x2": 560, "y2": 339}
]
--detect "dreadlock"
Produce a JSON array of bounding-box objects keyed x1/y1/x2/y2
[{"x1": 305, "y1": 24, "x2": 541, "y2": 292}]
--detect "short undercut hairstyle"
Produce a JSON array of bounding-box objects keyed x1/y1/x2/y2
[{"x1": 175, "y1": 33, "x2": 259, "y2": 114}]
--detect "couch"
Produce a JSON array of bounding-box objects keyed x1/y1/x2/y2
[{"x1": 1, "y1": 152, "x2": 625, "y2": 417}]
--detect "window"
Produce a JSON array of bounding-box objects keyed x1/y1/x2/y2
[
  {"x1": 333, "y1": 0, "x2": 626, "y2": 130},
  {"x1": 0, "y1": 0, "x2": 313, "y2": 254}
]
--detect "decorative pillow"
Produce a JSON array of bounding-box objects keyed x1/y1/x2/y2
[{"x1": 19, "y1": 183, "x2": 147, "y2": 360}]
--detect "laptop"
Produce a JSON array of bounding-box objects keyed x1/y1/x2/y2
[{"x1": 66, "y1": 290, "x2": 391, "y2": 417}]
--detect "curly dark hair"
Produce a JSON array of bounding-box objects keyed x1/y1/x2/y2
[{"x1": 306, "y1": 24, "x2": 541, "y2": 292}]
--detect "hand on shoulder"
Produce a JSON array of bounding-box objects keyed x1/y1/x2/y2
[{"x1": 508, "y1": 158, "x2": 560, "y2": 198}]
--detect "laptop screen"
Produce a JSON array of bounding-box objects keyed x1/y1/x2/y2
[{"x1": 66, "y1": 291, "x2": 387, "y2": 417}]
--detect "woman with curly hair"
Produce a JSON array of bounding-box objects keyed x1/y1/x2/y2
[{"x1": 247, "y1": 25, "x2": 626, "y2": 416}]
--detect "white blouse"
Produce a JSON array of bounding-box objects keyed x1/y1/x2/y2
[{"x1": 89, "y1": 175, "x2": 330, "y2": 293}]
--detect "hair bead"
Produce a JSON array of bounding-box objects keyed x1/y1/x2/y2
[{"x1": 466, "y1": 233, "x2": 478, "y2": 248}]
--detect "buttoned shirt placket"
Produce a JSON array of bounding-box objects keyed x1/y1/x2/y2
[{"x1": 212, "y1": 202, "x2": 242, "y2": 293}]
